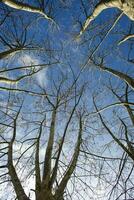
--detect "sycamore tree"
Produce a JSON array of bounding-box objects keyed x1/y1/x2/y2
[
  {"x1": 76, "y1": 0, "x2": 134, "y2": 199},
  {"x1": 0, "y1": 69, "x2": 89, "y2": 200},
  {"x1": 0, "y1": 1, "x2": 134, "y2": 200}
]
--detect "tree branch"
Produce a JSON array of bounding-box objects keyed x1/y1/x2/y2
[
  {"x1": 118, "y1": 34, "x2": 134, "y2": 45},
  {"x1": 2, "y1": 0, "x2": 53, "y2": 21},
  {"x1": 79, "y1": 0, "x2": 134, "y2": 35}
]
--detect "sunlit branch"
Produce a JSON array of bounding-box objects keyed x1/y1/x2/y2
[
  {"x1": 0, "y1": 68, "x2": 41, "y2": 84},
  {"x1": 88, "y1": 101, "x2": 134, "y2": 116},
  {"x1": 2, "y1": 0, "x2": 53, "y2": 21},
  {"x1": 107, "y1": 83, "x2": 134, "y2": 125},
  {"x1": 79, "y1": 0, "x2": 134, "y2": 35},
  {"x1": 119, "y1": 117, "x2": 134, "y2": 157},
  {"x1": 0, "y1": 86, "x2": 54, "y2": 97},
  {"x1": 118, "y1": 34, "x2": 134, "y2": 45},
  {"x1": 0, "y1": 47, "x2": 24, "y2": 59},
  {"x1": 93, "y1": 98, "x2": 134, "y2": 161},
  {"x1": 0, "y1": 62, "x2": 58, "y2": 74},
  {"x1": 99, "y1": 64, "x2": 134, "y2": 90},
  {"x1": 80, "y1": 149, "x2": 123, "y2": 160}
]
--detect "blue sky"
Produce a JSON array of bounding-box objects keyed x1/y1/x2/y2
[{"x1": 0, "y1": 1, "x2": 134, "y2": 200}]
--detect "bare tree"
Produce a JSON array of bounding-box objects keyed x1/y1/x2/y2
[
  {"x1": 0, "y1": 71, "x2": 89, "y2": 200},
  {"x1": 0, "y1": 1, "x2": 134, "y2": 200}
]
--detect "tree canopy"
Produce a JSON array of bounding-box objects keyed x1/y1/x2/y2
[{"x1": 0, "y1": 1, "x2": 134, "y2": 200}]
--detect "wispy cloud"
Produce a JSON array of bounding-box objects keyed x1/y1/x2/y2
[
  {"x1": 19, "y1": 53, "x2": 48, "y2": 87},
  {"x1": 36, "y1": 68, "x2": 48, "y2": 87},
  {"x1": 19, "y1": 54, "x2": 39, "y2": 66}
]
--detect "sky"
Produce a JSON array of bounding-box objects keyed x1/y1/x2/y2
[{"x1": 0, "y1": 0, "x2": 134, "y2": 200}]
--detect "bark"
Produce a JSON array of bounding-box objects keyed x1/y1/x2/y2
[
  {"x1": 36, "y1": 191, "x2": 54, "y2": 200},
  {"x1": 0, "y1": 86, "x2": 49, "y2": 96},
  {"x1": 35, "y1": 126, "x2": 42, "y2": 199},
  {"x1": 120, "y1": 118, "x2": 134, "y2": 157},
  {"x1": 0, "y1": 69, "x2": 42, "y2": 84},
  {"x1": 93, "y1": 99, "x2": 134, "y2": 161},
  {"x1": 80, "y1": 0, "x2": 134, "y2": 35},
  {"x1": 109, "y1": 84, "x2": 134, "y2": 125},
  {"x1": 118, "y1": 34, "x2": 134, "y2": 45},
  {"x1": 8, "y1": 118, "x2": 30, "y2": 200},
  {"x1": 0, "y1": 47, "x2": 23, "y2": 59},
  {"x1": 0, "y1": 61, "x2": 58, "y2": 84},
  {"x1": 8, "y1": 163, "x2": 30, "y2": 200},
  {"x1": 54, "y1": 117, "x2": 82, "y2": 199},
  {"x1": 49, "y1": 92, "x2": 83, "y2": 189},
  {"x1": 100, "y1": 65, "x2": 134, "y2": 90},
  {"x1": 2, "y1": 0, "x2": 53, "y2": 21},
  {"x1": 124, "y1": 84, "x2": 134, "y2": 125},
  {"x1": 42, "y1": 108, "x2": 57, "y2": 189},
  {"x1": 0, "y1": 75, "x2": 29, "y2": 84}
]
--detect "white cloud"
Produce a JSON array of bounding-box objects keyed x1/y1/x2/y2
[
  {"x1": 36, "y1": 68, "x2": 48, "y2": 88},
  {"x1": 19, "y1": 54, "x2": 39, "y2": 66},
  {"x1": 19, "y1": 53, "x2": 48, "y2": 87}
]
